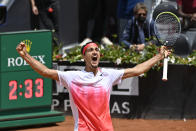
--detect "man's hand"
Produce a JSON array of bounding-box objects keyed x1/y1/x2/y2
[
  {"x1": 16, "y1": 42, "x2": 27, "y2": 57},
  {"x1": 159, "y1": 46, "x2": 172, "y2": 59}
]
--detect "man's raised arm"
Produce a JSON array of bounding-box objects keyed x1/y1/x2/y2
[
  {"x1": 16, "y1": 42, "x2": 59, "y2": 81},
  {"x1": 122, "y1": 46, "x2": 171, "y2": 79}
]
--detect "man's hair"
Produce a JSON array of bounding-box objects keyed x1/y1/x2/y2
[
  {"x1": 81, "y1": 42, "x2": 98, "y2": 55},
  {"x1": 133, "y1": 2, "x2": 148, "y2": 15}
]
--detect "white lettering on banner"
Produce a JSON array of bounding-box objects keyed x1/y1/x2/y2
[
  {"x1": 111, "y1": 101, "x2": 130, "y2": 114},
  {"x1": 111, "y1": 102, "x2": 121, "y2": 113},
  {"x1": 24, "y1": 59, "x2": 29, "y2": 65},
  {"x1": 53, "y1": 65, "x2": 139, "y2": 96},
  {"x1": 8, "y1": 55, "x2": 45, "y2": 67},
  {"x1": 8, "y1": 58, "x2": 15, "y2": 67},
  {"x1": 51, "y1": 99, "x2": 60, "y2": 110},
  {"x1": 32, "y1": 55, "x2": 45, "y2": 64},
  {"x1": 64, "y1": 100, "x2": 71, "y2": 111},
  {"x1": 52, "y1": 99, "x2": 71, "y2": 111},
  {"x1": 122, "y1": 102, "x2": 130, "y2": 114},
  {"x1": 15, "y1": 57, "x2": 23, "y2": 66},
  {"x1": 52, "y1": 99, "x2": 130, "y2": 115},
  {"x1": 38, "y1": 55, "x2": 45, "y2": 64}
]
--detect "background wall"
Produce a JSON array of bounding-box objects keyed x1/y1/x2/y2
[{"x1": 0, "y1": 0, "x2": 79, "y2": 46}]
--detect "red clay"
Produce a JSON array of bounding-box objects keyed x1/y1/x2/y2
[{"x1": 9, "y1": 116, "x2": 196, "y2": 131}]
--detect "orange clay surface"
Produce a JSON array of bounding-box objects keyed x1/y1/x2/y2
[{"x1": 6, "y1": 115, "x2": 196, "y2": 131}]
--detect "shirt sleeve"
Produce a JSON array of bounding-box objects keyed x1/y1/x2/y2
[
  {"x1": 57, "y1": 70, "x2": 75, "y2": 89},
  {"x1": 104, "y1": 68, "x2": 125, "y2": 86}
]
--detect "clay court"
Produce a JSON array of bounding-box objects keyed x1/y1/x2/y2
[{"x1": 6, "y1": 116, "x2": 196, "y2": 131}]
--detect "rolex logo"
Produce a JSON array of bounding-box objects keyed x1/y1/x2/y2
[{"x1": 23, "y1": 40, "x2": 32, "y2": 53}]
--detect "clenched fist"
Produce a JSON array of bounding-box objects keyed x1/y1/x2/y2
[
  {"x1": 16, "y1": 42, "x2": 27, "y2": 57},
  {"x1": 159, "y1": 46, "x2": 172, "y2": 59}
]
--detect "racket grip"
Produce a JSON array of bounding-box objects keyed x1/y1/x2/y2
[{"x1": 162, "y1": 58, "x2": 168, "y2": 81}]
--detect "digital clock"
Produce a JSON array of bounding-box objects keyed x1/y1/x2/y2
[
  {"x1": 0, "y1": 30, "x2": 64, "y2": 128},
  {"x1": 9, "y1": 78, "x2": 44, "y2": 100},
  {"x1": 9, "y1": 78, "x2": 43, "y2": 99},
  {"x1": 0, "y1": 71, "x2": 52, "y2": 110}
]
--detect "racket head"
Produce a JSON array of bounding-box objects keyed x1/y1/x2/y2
[{"x1": 154, "y1": 11, "x2": 181, "y2": 47}]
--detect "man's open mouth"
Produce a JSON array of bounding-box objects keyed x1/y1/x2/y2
[{"x1": 92, "y1": 56, "x2": 97, "y2": 61}]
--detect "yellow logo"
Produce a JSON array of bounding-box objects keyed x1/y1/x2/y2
[{"x1": 23, "y1": 40, "x2": 32, "y2": 53}]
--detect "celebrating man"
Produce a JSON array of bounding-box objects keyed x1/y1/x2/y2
[{"x1": 16, "y1": 42, "x2": 170, "y2": 131}]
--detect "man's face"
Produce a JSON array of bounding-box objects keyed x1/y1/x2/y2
[
  {"x1": 136, "y1": 9, "x2": 147, "y2": 23},
  {"x1": 83, "y1": 45, "x2": 100, "y2": 69}
]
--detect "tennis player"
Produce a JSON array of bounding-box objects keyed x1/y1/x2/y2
[{"x1": 16, "y1": 42, "x2": 171, "y2": 131}]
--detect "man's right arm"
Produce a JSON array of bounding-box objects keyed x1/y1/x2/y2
[{"x1": 16, "y1": 42, "x2": 59, "y2": 81}]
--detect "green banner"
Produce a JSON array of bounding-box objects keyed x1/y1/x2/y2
[
  {"x1": 0, "y1": 30, "x2": 52, "y2": 111},
  {"x1": 0, "y1": 30, "x2": 52, "y2": 72}
]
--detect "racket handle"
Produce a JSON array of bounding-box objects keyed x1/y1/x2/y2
[{"x1": 162, "y1": 57, "x2": 168, "y2": 81}]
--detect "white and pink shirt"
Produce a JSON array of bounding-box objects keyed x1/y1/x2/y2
[{"x1": 57, "y1": 68, "x2": 124, "y2": 131}]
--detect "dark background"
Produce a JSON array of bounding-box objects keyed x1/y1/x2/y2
[{"x1": 0, "y1": 0, "x2": 78, "y2": 45}]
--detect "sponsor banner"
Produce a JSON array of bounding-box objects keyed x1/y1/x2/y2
[
  {"x1": 0, "y1": 30, "x2": 52, "y2": 72},
  {"x1": 52, "y1": 93, "x2": 138, "y2": 118}
]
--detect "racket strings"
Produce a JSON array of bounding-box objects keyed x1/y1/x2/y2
[{"x1": 155, "y1": 13, "x2": 181, "y2": 46}]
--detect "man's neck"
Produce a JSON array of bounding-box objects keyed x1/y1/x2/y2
[{"x1": 85, "y1": 67, "x2": 98, "y2": 76}]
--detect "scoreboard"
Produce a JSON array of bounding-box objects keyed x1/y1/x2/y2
[{"x1": 0, "y1": 30, "x2": 64, "y2": 128}]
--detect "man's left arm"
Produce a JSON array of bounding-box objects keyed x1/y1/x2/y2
[{"x1": 122, "y1": 46, "x2": 170, "y2": 79}]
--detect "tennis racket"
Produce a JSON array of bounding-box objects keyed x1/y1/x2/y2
[{"x1": 154, "y1": 11, "x2": 181, "y2": 81}]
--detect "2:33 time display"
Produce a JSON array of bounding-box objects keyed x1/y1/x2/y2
[{"x1": 9, "y1": 78, "x2": 44, "y2": 100}]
